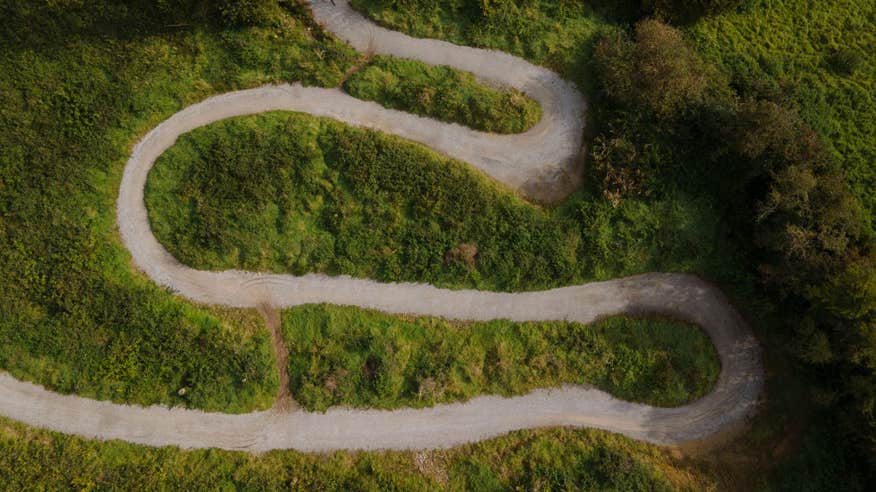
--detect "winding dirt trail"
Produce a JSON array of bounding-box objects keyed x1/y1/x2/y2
[{"x1": 0, "y1": 0, "x2": 762, "y2": 452}]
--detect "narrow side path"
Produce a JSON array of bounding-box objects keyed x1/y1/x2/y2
[{"x1": 257, "y1": 305, "x2": 297, "y2": 412}]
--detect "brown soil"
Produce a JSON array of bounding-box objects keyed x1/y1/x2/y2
[{"x1": 258, "y1": 304, "x2": 297, "y2": 411}]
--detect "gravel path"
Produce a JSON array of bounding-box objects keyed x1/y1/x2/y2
[{"x1": 0, "y1": 0, "x2": 762, "y2": 452}]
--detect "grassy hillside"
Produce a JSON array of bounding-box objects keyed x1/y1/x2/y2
[
  {"x1": 0, "y1": 0, "x2": 575, "y2": 413},
  {"x1": 346, "y1": 0, "x2": 876, "y2": 487},
  {"x1": 284, "y1": 306, "x2": 719, "y2": 411}
]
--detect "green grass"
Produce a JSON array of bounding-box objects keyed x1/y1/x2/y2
[
  {"x1": 345, "y1": 55, "x2": 541, "y2": 133},
  {"x1": 0, "y1": 416, "x2": 707, "y2": 490},
  {"x1": 145, "y1": 111, "x2": 735, "y2": 292},
  {"x1": 0, "y1": 0, "x2": 358, "y2": 411},
  {"x1": 688, "y1": 0, "x2": 876, "y2": 226},
  {"x1": 284, "y1": 306, "x2": 719, "y2": 411}
]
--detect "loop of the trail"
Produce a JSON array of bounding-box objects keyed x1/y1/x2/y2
[{"x1": 0, "y1": 0, "x2": 762, "y2": 452}]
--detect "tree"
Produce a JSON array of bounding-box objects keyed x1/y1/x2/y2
[{"x1": 594, "y1": 20, "x2": 711, "y2": 117}]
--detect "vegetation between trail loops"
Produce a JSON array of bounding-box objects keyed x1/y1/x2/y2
[
  {"x1": 146, "y1": 110, "x2": 732, "y2": 292},
  {"x1": 284, "y1": 307, "x2": 719, "y2": 411},
  {"x1": 345, "y1": 55, "x2": 542, "y2": 134},
  {"x1": 350, "y1": 0, "x2": 615, "y2": 95}
]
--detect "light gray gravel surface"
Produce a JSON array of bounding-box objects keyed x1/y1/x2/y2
[{"x1": 0, "y1": 0, "x2": 762, "y2": 452}]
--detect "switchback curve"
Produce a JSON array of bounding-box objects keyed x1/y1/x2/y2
[{"x1": 0, "y1": 0, "x2": 762, "y2": 452}]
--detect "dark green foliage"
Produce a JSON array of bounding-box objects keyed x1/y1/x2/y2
[
  {"x1": 590, "y1": 14, "x2": 876, "y2": 478},
  {"x1": 716, "y1": 94, "x2": 876, "y2": 470},
  {"x1": 689, "y1": 0, "x2": 876, "y2": 223},
  {"x1": 803, "y1": 258, "x2": 876, "y2": 469},
  {"x1": 345, "y1": 55, "x2": 541, "y2": 133},
  {"x1": 641, "y1": 0, "x2": 745, "y2": 23},
  {"x1": 767, "y1": 423, "x2": 868, "y2": 492},
  {"x1": 686, "y1": 11, "x2": 876, "y2": 466},
  {"x1": 827, "y1": 48, "x2": 864, "y2": 76},
  {"x1": 284, "y1": 306, "x2": 719, "y2": 411},
  {"x1": 732, "y1": 100, "x2": 866, "y2": 289},
  {"x1": 0, "y1": 416, "x2": 697, "y2": 490}
]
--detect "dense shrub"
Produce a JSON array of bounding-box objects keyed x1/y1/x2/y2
[
  {"x1": 732, "y1": 100, "x2": 867, "y2": 290},
  {"x1": 594, "y1": 20, "x2": 711, "y2": 117},
  {"x1": 827, "y1": 48, "x2": 864, "y2": 76},
  {"x1": 589, "y1": 20, "x2": 718, "y2": 203},
  {"x1": 214, "y1": 0, "x2": 277, "y2": 26}
]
